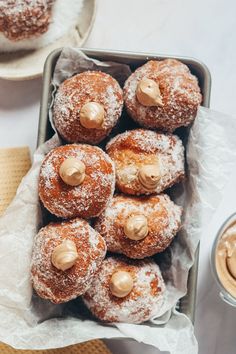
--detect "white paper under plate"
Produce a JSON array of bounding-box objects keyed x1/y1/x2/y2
[{"x1": 0, "y1": 0, "x2": 96, "y2": 80}]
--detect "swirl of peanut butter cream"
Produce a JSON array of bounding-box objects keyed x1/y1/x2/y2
[
  {"x1": 80, "y1": 102, "x2": 105, "y2": 129},
  {"x1": 52, "y1": 240, "x2": 78, "y2": 271},
  {"x1": 109, "y1": 270, "x2": 134, "y2": 298},
  {"x1": 59, "y1": 158, "x2": 86, "y2": 186},
  {"x1": 124, "y1": 214, "x2": 148, "y2": 240},
  {"x1": 136, "y1": 78, "x2": 163, "y2": 107},
  {"x1": 138, "y1": 163, "x2": 161, "y2": 191},
  {"x1": 216, "y1": 223, "x2": 236, "y2": 298}
]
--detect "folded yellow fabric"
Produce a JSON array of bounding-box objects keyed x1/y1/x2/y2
[
  {"x1": 0, "y1": 340, "x2": 112, "y2": 354},
  {"x1": 0, "y1": 146, "x2": 31, "y2": 215}
]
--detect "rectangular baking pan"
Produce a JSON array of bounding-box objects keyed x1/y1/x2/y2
[{"x1": 37, "y1": 48, "x2": 211, "y2": 323}]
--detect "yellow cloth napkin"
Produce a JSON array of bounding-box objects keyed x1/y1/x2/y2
[
  {"x1": 0, "y1": 146, "x2": 31, "y2": 215},
  {"x1": 0, "y1": 341, "x2": 112, "y2": 354}
]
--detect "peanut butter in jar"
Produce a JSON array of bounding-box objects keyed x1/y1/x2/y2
[
  {"x1": 215, "y1": 223, "x2": 236, "y2": 298},
  {"x1": 212, "y1": 214, "x2": 236, "y2": 306}
]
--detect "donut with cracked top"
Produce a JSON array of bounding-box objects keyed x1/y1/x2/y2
[{"x1": 106, "y1": 129, "x2": 185, "y2": 196}]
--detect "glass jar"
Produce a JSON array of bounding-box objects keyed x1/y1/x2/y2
[{"x1": 211, "y1": 212, "x2": 236, "y2": 307}]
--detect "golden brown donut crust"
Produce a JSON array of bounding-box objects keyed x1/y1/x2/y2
[
  {"x1": 38, "y1": 144, "x2": 115, "y2": 219},
  {"x1": 0, "y1": 1, "x2": 54, "y2": 41},
  {"x1": 124, "y1": 59, "x2": 202, "y2": 131},
  {"x1": 31, "y1": 218, "x2": 107, "y2": 304},
  {"x1": 83, "y1": 256, "x2": 165, "y2": 323},
  {"x1": 94, "y1": 194, "x2": 182, "y2": 258},
  {"x1": 106, "y1": 129, "x2": 185, "y2": 195},
  {"x1": 53, "y1": 71, "x2": 124, "y2": 144}
]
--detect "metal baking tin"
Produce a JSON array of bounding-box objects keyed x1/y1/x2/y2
[{"x1": 37, "y1": 48, "x2": 211, "y2": 323}]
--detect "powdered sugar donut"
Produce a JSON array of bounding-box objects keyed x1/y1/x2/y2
[
  {"x1": 94, "y1": 194, "x2": 182, "y2": 258},
  {"x1": 31, "y1": 218, "x2": 107, "y2": 304},
  {"x1": 0, "y1": 0, "x2": 84, "y2": 52},
  {"x1": 106, "y1": 129, "x2": 185, "y2": 196},
  {"x1": 53, "y1": 71, "x2": 124, "y2": 144},
  {"x1": 83, "y1": 256, "x2": 165, "y2": 323},
  {"x1": 0, "y1": 0, "x2": 54, "y2": 42},
  {"x1": 124, "y1": 59, "x2": 202, "y2": 131},
  {"x1": 38, "y1": 144, "x2": 115, "y2": 219}
]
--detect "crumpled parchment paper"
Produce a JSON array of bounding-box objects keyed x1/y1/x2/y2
[{"x1": 0, "y1": 48, "x2": 236, "y2": 354}]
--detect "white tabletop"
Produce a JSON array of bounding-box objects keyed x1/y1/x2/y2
[{"x1": 0, "y1": 0, "x2": 235, "y2": 353}]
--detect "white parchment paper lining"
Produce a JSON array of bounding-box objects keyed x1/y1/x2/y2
[{"x1": 0, "y1": 48, "x2": 236, "y2": 354}]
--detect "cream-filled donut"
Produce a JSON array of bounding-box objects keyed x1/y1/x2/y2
[
  {"x1": 106, "y1": 129, "x2": 185, "y2": 195},
  {"x1": 124, "y1": 59, "x2": 202, "y2": 131},
  {"x1": 95, "y1": 194, "x2": 182, "y2": 258},
  {"x1": 31, "y1": 218, "x2": 107, "y2": 304},
  {"x1": 53, "y1": 71, "x2": 123, "y2": 144},
  {"x1": 83, "y1": 256, "x2": 166, "y2": 323},
  {"x1": 38, "y1": 144, "x2": 115, "y2": 219}
]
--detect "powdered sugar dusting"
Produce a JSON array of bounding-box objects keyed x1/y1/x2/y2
[
  {"x1": 106, "y1": 129, "x2": 185, "y2": 195},
  {"x1": 39, "y1": 144, "x2": 115, "y2": 219},
  {"x1": 53, "y1": 71, "x2": 123, "y2": 144},
  {"x1": 123, "y1": 59, "x2": 202, "y2": 131},
  {"x1": 31, "y1": 218, "x2": 107, "y2": 303},
  {"x1": 94, "y1": 194, "x2": 182, "y2": 259},
  {"x1": 0, "y1": 0, "x2": 53, "y2": 41},
  {"x1": 83, "y1": 256, "x2": 165, "y2": 324},
  {"x1": 0, "y1": 0, "x2": 84, "y2": 51}
]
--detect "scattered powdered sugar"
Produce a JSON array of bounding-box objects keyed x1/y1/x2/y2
[
  {"x1": 0, "y1": 0, "x2": 84, "y2": 51},
  {"x1": 106, "y1": 129, "x2": 185, "y2": 195},
  {"x1": 0, "y1": 0, "x2": 53, "y2": 42},
  {"x1": 83, "y1": 256, "x2": 165, "y2": 324},
  {"x1": 53, "y1": 71, "x2": 123, "y2": 145},
  {"x1": 104, "y1": 85, "x2": 122, "y2": 128},
  {"x1": 31, "y1": 218, "x2": 106, "y2": 303},
  {"x1": 123, "y1": 59, "x2": 202, "y2": 131},
  {"x1": 87, "y1": 224, "x2": 101, "y2": 248},
  {"x1": 94, "y1": 194, "x2": 182, "y2": 259},
  {"x1": 39, "y1": 156, "x2": 57, "y2": 189},
  {"x1": 38, "y1": 144, "x2": 115, "y2": 219}
]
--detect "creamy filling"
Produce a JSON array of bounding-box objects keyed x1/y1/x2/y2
[{"x1": 215, "y1": 223, "x2": 236, "y2": 298}]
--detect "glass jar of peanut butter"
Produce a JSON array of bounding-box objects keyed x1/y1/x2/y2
[{"x1": 211, "y1": 213, "x2": 236, "y2": 307}]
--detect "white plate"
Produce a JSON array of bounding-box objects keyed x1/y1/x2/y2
[{"x1": 0, "y1": 0, "x2": 96, "y2": 81}]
